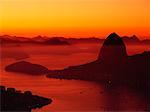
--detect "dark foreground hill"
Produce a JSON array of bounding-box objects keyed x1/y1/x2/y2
[
  {"x1": 0, "y1": 86, "x2": 52, "y2": 112},
  {"x1": 47, "y1": 33, "x2": 150, "y2": 88}
]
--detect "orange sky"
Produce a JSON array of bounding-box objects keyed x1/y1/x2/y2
[{"x1": 0, "y1": 0, "x2": 150, "y2": 38}]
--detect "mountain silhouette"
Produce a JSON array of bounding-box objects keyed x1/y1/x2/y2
[
  {"x1": 47, "y1": 33, "x2": 150, "y2": 88},
  {"x1": 44, "y1": 38, "x2": 70, "y2": 45},
  {"x1": 0, "y1": 35, "x2": 70, "y2": 45},
  {"x1": 98, "y1": 33, "x2": 127, "y2": 64},
  {"x1": 1, "y1": 34, "x2": 149, "y2": 45},
  {"x1": 122, "y1": 35, "x2": 140, "y2": 44}
]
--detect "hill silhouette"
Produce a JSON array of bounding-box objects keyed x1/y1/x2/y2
[
  {"x1": 0, "y1": 86, "x2": 52, "y2": 112},
  {"x1": 122, "y1": 35, "x2": 140, "y2": 43},
  {"x1": 5, "y1": 61, "x2": 49, "y2": 75},
  {"x1": 0, "y1": 35, "x2": 70, "y2": 45},
  {"x1": 98, "y1": 33, "x2": 127, "y2": 64},
  {"x1": 47, "y1": 33, "x2": 150, "y2": 88},
  {"x1": 1, "y1": 34, "x2": 149, "y2": 45},
  {"x1": 44, "y1": 38, "x2": 70, "y2": 45}
]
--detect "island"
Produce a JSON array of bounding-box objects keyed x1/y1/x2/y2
[{"x1": 5, "y1": 61, "x2": 49, "y2": 75}]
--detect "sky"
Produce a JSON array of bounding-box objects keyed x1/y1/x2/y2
[{"x1": 0, "y1": 0, "x2": 150, "y2": 38}]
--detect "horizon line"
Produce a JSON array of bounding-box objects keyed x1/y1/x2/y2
[{"x1": 0, "y1": 33, "x2": 150, "y2": 39}]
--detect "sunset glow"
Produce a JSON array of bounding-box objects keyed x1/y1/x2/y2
[{"x1": 1, "y1": 0, "x2": 150, "y2": 38}]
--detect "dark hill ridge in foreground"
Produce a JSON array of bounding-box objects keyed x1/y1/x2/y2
[
  {"x1": 5, "y1": 61, "x2": 49, "y2": 75},
  {"x1": 0, "y1": 86, "x2": 52, "y2": 112},
  {"x1": 47, "y1": 33, "x2": 150, "y2": 88}
]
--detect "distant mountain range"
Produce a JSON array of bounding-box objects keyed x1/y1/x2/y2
[
  {"x1": 0, "y1": 35, "x2": 150, "y2": 45},
  {"x1": 122, "y1": 35, "x2": 150, "y2": 44},
  {"x1": 0, "y1": 35, "x2": 70, "y2": 45}
]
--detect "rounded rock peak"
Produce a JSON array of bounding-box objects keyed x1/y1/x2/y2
[
  {"x1": 103, "y1": 32, "x2": 124, "y2": 46},
  {"x1": 98, "y1": 32, "x2": 127, "y2": 63}
]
